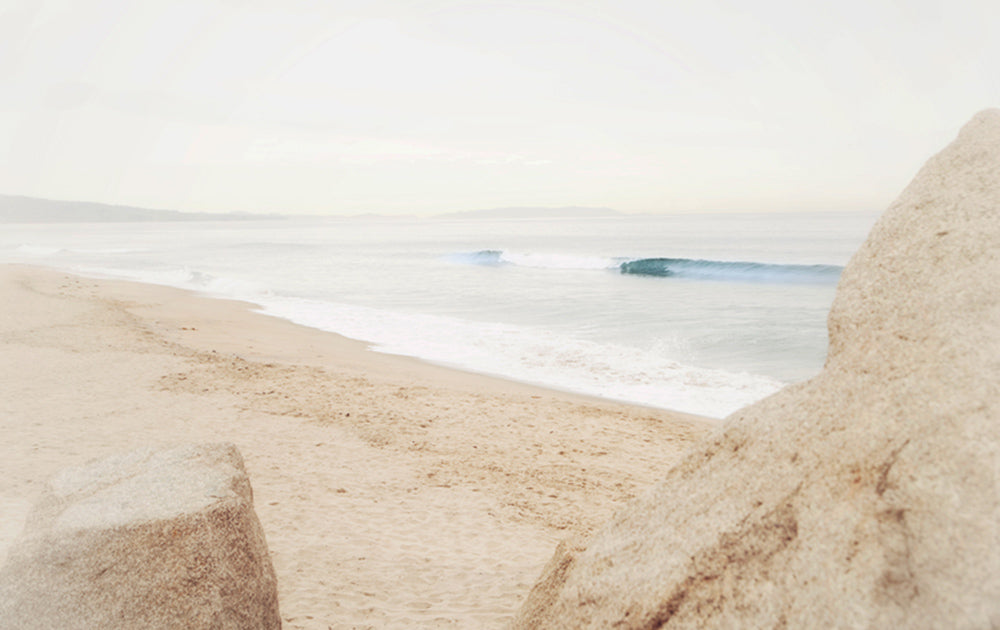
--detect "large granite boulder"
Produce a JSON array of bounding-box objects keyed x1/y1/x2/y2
[
  {"x1": 514, "y1": 108, "x2": 1000, "y2": 629},
  {"x1": 0, "y1": 443, "x2": 280, "y2": 629}
]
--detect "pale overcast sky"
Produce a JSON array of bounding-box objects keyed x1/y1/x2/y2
[{"x1": 1, "y1": 0, "x2": 997, "y2": 215}]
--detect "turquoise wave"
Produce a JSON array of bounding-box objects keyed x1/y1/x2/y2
[
  {"x1": 619, "y1": 258, "x2": 842, "y2": 284},
  {"x1": 451, "y1": 250, "x2": 843, "y2": 284}
]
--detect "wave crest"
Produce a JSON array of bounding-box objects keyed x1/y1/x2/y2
[
  {"x1": 452, "y1": 250, "x2": 842, "y2": 284},
  {"x1": 619, "y1": 258, "x2": 842, "y2": 284}
]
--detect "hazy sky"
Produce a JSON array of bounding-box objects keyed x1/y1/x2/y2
[{"x1": 1, "y1": 0, "x2": 997, "y2": 215}]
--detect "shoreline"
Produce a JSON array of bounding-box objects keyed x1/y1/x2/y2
[
  {"x1": 27, "y1": 261, "x2": 723, "y2": 419},
  {"x1": 1, "y1": 263, "x2": 715, "y2": 628}
]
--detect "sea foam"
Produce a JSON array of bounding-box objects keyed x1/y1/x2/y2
[{"x1": 257, "y1": 295, "x2": 784, "y2": 417}]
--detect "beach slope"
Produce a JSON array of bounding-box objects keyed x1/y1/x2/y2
[{"x1": 0, "y1": 265, "x2": 710, "y2": 629}]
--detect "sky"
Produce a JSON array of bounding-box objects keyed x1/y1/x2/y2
[{"x1": 1, "y1": 0, "x2": 997, "y2": 216}]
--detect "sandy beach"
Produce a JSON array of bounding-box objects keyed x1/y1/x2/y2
[{"x1": 0, "y1": 264, "x2": 713, "y2": 629}]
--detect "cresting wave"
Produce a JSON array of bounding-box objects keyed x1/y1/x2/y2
[
  {"x1": 451, "y1": 250, "x2": 843, "y2": 284},
  {"x1": 618, "y1": 258, "x2": 842, "y2": 283}
]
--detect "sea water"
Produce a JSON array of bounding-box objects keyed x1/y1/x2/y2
[{"x1": 0, "y1": 211, "x2": 879, "y2": 417}]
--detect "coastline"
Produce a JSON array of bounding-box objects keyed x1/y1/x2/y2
[{"x1": 0, "y1": 263, "x2": 714, "y2": 628}]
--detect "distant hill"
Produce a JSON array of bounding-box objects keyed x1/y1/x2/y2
[
  {"x1": 0, "y1": 195, "x2": 625, "y2": 223},
  {"x1": 436, "y1": 206, "x2": 622, "y2": 220},
  {"x1": 0, "y1": 194, "x2": 281, "y2": 223}
]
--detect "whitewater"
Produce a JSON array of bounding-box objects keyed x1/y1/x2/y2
[{"x1": 0, "y1": 210, "x2": 878, "y2": 417}]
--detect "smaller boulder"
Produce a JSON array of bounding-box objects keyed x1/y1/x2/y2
[{"x1": 0, "y1": 443, "x2": 280, "y2": 629}]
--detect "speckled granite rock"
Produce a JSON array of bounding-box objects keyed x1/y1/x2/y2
[
  {"x1": 0, "y1": 443, "x2": 280, "y2": 629},
  {"x1": 513, "y1": 109, "x2": 1000, "y2": 629}
]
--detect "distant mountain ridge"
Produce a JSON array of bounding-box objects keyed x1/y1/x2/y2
[
  {"x1": 0, "y1": 194, "x2": 280, "y2": 223},
  {"x1": 0, "y1": 194, "x2": 623, "y2": 222},
  {"x1": 436, "y1": 206, "x2": 622, "y2": 220}
]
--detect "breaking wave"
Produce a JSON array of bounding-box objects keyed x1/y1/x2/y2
[
  {"x1": 451, "y1": 250, "x2": 842, "y2": 284},
  {"x1": 619, "y1": 258, "x2": 842, "y2": 284}
]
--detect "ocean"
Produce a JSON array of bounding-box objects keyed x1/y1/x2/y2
[{"x1": 1, "y1": 210, "x2": 879, "y2": 418}]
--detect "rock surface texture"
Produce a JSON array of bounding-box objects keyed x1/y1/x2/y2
[
  {"x1": 513, "y1": 109, "x2": 1000, "y2": 629},
  {"x1": 0, "y1": 443, "x2": 280, "y2": 629}
]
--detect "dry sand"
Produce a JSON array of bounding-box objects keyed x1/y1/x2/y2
[{"x1": 0, "y1": 264, "x2": 712, "y2": 629}]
